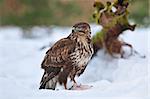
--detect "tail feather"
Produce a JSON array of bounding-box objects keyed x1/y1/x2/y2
[
  {"x1": 39, "y1": 67, "x2": 61, "y2": 90},
  {"x1": 39, "y1": 72, "x2": 58, "y2": 90},
  {"x1": 45, "y1": 76, "x2": 58, "y2": 90}
]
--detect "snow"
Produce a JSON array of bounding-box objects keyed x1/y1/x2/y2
[{"x1": 0, "y1": 25, "x2": 149, "y2": 99}]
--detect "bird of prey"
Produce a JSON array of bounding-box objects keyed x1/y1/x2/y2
[{"x1": 39, "y1": 22, "x2": 93, "y2": 90}]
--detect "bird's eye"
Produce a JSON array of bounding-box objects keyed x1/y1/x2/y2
[{"x1": 76, "y1": 27, "x2": 82, "y2": 31}]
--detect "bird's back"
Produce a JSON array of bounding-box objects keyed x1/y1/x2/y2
[{"x1": 41, "y1": 37, "x2": 76, "y2": 69}]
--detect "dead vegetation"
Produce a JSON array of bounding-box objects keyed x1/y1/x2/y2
[{"x1": 92, "y1": 0, "x2": 138, "y2": 58}]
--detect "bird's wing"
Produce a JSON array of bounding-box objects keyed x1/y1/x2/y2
[{"x1": 41, "y1": 38, "x2": 75, "y2": 69}]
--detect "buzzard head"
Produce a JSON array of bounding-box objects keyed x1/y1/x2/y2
[{"x1": 72, "y1": 22, "x2": 91, "y2": 35}]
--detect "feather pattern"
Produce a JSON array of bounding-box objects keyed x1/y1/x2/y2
[{"x1": 39, "y1": 22, "x2": 93, "y2": 90}]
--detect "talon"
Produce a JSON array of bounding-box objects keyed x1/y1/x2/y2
[{"x1": 70, "y1": 84, "x2": 92, "y2": 90}]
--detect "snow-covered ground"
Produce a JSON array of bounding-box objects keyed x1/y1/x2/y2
[{"x1": 0, "y1": 25, "x2": 149, "y2": 99}]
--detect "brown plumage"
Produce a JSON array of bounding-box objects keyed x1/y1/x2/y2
[{"x1": 39, "y1": 22, "x2": 93, "y2": 90}]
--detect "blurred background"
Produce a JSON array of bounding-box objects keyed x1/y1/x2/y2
[{"x1": 0, "y1": 0, "x2": 149, "y2": 27}]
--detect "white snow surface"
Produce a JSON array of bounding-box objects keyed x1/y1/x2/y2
[{"x1": 0, "y1": 25, "x2": 149, "y2": 99}]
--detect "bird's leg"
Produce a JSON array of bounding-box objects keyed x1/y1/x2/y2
[
  {"x1": 73, "y1": 78, "x2": 78, "y2": 87},
  {"x1": 64, "y1": 83, "x2": 67, "y2": 90}
]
